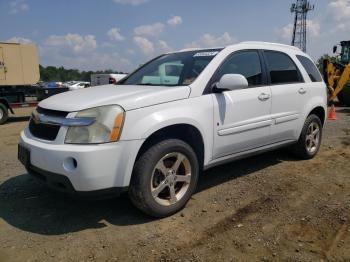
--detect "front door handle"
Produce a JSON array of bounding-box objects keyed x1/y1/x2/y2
[
  {"x1": 258, "y1": 93, "x2": 270, "y2": 101},
  {"x1": 298, "y1": 88, "x2": 307, "y2": 94}
]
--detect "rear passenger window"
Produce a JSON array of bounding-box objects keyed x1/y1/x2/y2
[
  {"x1": 214, "y1": 51, "x2": 263, "y2": 86},
  {"x1": 296, "y1": 55, "x2": 323, "y2": 82},
  {"x1": 264, "y1": 51, "x2": 303, "y2": 85}
]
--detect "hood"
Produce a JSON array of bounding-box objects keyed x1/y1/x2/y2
[{"x1": 39, "y1": 84, "x2": 191, "y2": 112}]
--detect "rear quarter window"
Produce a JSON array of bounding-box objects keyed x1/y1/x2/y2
[
  {"x1": 296, "y1": 55, "x2": 323, "y2": 82},
  {"x1": 264, "y1": 50, "x2": 303, "y2": 85}
]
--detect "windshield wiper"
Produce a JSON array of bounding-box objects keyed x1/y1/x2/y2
[{"x1": 131, "y1": 83, "x2": 179, "y2": 87}]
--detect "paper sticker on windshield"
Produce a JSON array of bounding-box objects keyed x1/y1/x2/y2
[{"x1": 193, "y1": 51, "x2": 219, "y2": 57}]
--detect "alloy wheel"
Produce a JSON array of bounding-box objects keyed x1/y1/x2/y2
[
  {"x1": 305, "y1": 121, "x2": 320, "y2": 154},
  {"x1": 150, "y1": 152, "x2": 192, "y2": 206}
]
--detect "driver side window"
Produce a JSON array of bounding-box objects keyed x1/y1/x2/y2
[{"x1": 214, "y1": 51, "x2": 263, "y2": 87}]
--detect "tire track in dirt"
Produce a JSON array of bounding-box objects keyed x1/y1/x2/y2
[
  {"x1": 156, "y1": 148, "x2": 350, "y2": 262},
  {"x1": 325, "y1": 217, "x2": 349, "y2": 260},
  {"x1": 158, "y1": 188, "x2": 290, "y2": 261}
]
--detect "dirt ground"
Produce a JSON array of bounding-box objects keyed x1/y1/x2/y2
[{"x1": 0, "y1": 107, "x2": 349, "y2": 262}]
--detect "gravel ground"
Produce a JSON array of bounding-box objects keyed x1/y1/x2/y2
[{"x1": 0, "y1": 107, "x2": 349, "y2": 262}]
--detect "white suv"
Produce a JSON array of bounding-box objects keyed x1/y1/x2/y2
[{"x1": 18, "y1": 42, "x2": 327, "y2": 217}]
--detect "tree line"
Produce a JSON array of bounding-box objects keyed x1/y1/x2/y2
[
  {"x1": 316, "y1": 54, "x2": 338, "y2": 74},
  {"x1": 39, "y1": 65, "x2": 127, "y2": 82}
]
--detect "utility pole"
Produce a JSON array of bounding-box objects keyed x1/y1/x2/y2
[{"x1": 290, "y1": 0, "x2": 314, "y2": 52}]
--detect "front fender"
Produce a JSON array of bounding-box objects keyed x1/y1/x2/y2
[{"x1": 120, "y1": 96, "x2": 214, "y2": 165}]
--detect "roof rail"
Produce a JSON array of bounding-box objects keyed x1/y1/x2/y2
[
  {"x1": 240, "y1": 41, "x2": 301, "y2": 51},
  {"x1": 179, "y1": 48, "x2": 200, "y2": 52}
]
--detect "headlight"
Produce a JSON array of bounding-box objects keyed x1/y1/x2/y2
[{"x1": 65, "y1": 105, "x2": 125, "y2": 144}]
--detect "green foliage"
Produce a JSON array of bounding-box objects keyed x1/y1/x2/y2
[
  {"x1": 39, "y1": 65, "x2": 126, "y2": 82},
  {"x1": 316, "y1": 54, "x2": 339, "y2": 73}
]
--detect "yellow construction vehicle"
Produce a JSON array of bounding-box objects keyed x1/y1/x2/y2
[{"x1": 324, "y1": 41, "x2": 350, "y2": 106}]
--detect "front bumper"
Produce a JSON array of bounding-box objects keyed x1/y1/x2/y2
[
  {"x1": 27, "y1": 165, "x2": 128, "y2": 198},
  {"x1": 19, "y1": 128, "x2": 144, "y2": 192}
]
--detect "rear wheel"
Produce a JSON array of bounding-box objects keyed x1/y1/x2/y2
[
  {"x1": 292, "y1": 114, "x2": 322, "y2": 159},
  {"x1": 129, "y1": 139, "x2": 199, "y2": 218},
  {"x1": 0, "y1": 103, "x2": 9, "y2": 125}
]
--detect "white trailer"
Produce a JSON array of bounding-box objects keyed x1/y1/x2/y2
[{"x1": 90, "y1": 73, "x2": 127, "y2": 86}]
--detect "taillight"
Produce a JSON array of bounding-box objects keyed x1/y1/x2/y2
[{"x1": 109, "y1": 77, "x2": 117, "y2": 85}]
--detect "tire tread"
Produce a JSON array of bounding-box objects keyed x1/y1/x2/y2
[
  {"x1": 129, "y1": 139, "x2": 198, "y2": 217},
  {"x1": 292, "y1": 114, "x2": 322, "y2": 160}
]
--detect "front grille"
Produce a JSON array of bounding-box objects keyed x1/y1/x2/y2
[
  {"x1": 36, "y1": 107, "x2": 69, "y2": 118},
  {"x1": 29, "y1": 120, "x2": 60, "y2": 141},
  {"x1": 29, "y1": 107, "x2": 69, "y2": 141}
]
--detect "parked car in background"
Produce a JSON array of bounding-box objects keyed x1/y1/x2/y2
[
  {"x1": 67, "y1": 81, "x2": 90, "y2": 91},
  {"x1": 91, "y1": 73, "x2": 127, "y2": 86},
  {"x1": 63, "y1": 81, "x2": 78, "y2": 88},
  {"x1": 45, "y1": 82, "x2": 60, "y2": 88},
  {"x1": 19, "y1": 42, "x2": 327, "y2": 217}
]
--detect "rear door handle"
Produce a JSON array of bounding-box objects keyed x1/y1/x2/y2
[
  {"x1": 298, "y1": 88, "x2": 307, "y2": 94},
  {"x1": 258, "y1": 93, "x2": 270, "y2": 101}
]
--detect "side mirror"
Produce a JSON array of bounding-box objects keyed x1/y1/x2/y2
[
  {"x1": 333, "y1": 45, "x2": 337, "y2": 54},
  {"x1": 216, "y1": 74, "x2": 248, "y2": 92}
]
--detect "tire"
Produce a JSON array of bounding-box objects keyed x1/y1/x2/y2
[
  {"x1": 292, "y1": 114, "x2": 323, "y2": 160},
  {"x1": 0, "y1": 103, "x2": 9, "y2": 125},
  {"x1": 338, "y1": 83, "x2": 350, "y2": 106},
  {"x1": 129, "y1": 139, "x2": 199, "y2": 218}
]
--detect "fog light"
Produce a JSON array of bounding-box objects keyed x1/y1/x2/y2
[{"x1": 63, "y1": 157, "x2": 78, "y2": 172}]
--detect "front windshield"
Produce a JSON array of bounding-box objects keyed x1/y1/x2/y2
[{"x1": 119, "y1": 49, "x2": 222, "y2": 86}]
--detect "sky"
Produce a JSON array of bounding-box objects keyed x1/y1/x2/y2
[{"x1": 1, "y1": 0, "x2": 350, "y2": 72}]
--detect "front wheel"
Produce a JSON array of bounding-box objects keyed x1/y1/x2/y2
[
  {"x1": 292, "y1": 114, "x2": 323, "y2": 159},
  {"x1": 129, "y1": 139, "x2": 199, "y2": 218}
]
